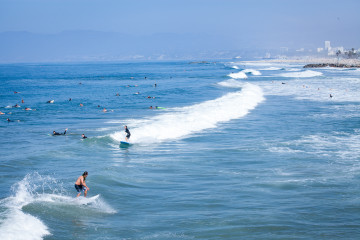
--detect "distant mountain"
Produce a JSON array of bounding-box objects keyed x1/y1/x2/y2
[{"x1": 0, "y1": 31, "x2": 243, "y2": 63}]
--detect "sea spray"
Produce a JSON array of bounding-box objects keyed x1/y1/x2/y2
[{"x1": 0, "y1": 173, "x2": 54, "y2": 240}]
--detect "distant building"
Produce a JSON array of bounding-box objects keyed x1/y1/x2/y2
[
  {"x1": 325, "y1": 41, "x2": 331, "y2": 51},
  {"x1": 337, "y1": 46, "x2": 344, "y2": 53},
  {"x1": 317, "y1": 48, "x2": 324, "y2": 53}
]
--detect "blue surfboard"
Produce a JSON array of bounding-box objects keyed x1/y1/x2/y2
[{"x1": 120, "y1": 141, "x2": 130, "y2": 147}]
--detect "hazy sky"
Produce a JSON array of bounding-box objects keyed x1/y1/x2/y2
[{"x1": 0, "y1": 0, "x2": 359, "y2": 62}]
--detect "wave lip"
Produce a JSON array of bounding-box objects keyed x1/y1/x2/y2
[
  {"x1": 111, "y1": 83, "x2": 264, "y2": 143},
  {"x1": 279, "y1": 70, "x2": 323, "y2": 78}
]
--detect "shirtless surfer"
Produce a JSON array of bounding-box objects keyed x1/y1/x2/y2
[{"x1": 75, "y1": 171, "x2": 89, "y2": 197}]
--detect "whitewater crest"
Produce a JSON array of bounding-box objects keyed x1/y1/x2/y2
[
  {"x1": 228, "y1": 71, "x2": 248, "y2": 79},
  {"x1": 110, "y1": 83, "x2": 264, "y2": 143}
]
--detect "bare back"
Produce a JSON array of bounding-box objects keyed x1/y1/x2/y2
[{"x1": 75, "y1": 176, "x2": 85, "y2": 185}]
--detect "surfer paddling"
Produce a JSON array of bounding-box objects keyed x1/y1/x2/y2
[
  {"x1": 53, "y1": 128, "x2": 68, "y2": 136},
  {"x1": 124, "y1": 125, "x2": 131, "y2": 142},
  {"x1": 75, "y1": 171, "x2": 89, "y2": 197}
]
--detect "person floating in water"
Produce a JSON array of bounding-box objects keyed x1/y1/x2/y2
[
  {"x1": 74, "y1": 171, "x2": 89, "y2": 197},
  {"x1": 82, "y1": 134, "x2": 87, "y2": 139},
  {"x1": 53, "y1": 128, "x2": 68, "y2": 136},
  {"x1": 125, "y1": 125, "x2": 131, "y2": 142}
]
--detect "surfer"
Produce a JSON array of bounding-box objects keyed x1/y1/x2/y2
[
  {"x1": 125, "y1": 125, "x2": 131, "y2": 142},
  {"x1": 53, "y1": 128, "x2": 68, "y2": 136},
  {"x1": 82, "y1": 134, "x2": 87, "y2": 139},
  {"x1": 75, "y1": 171, "x2": 89, "y2": 197}
]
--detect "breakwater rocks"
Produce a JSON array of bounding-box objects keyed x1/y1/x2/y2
[{"x1": 304, "y1": 63, "x2": 360, "y2": 68}]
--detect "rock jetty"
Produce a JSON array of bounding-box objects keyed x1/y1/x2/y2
[{"x1": 304, "y1": 63, "x2": 360, "y2": 68}]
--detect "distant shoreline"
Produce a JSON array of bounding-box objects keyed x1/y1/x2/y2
[{"x1": 246, "y1": 57, "x2": 360, "y2": 68}]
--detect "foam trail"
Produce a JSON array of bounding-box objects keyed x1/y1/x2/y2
[{"x1": 110, "y1": 83, "x2": 264, "y2": 143}]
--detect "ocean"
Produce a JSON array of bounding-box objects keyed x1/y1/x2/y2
[{"x1": 0, "y1": 60, "x2": 360, "y2": 239}]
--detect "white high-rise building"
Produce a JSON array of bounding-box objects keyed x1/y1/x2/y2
[{"x1": 325, "y1": 41, "x2": 331, "y2": 51}]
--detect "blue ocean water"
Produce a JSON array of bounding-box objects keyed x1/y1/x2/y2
[{"x1": 0, "y1": 60, "x2": 360, "y2": 239}]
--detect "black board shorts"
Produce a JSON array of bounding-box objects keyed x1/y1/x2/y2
[{"x1": 75, "y1": 184, "x2": 85, "y2": 192}]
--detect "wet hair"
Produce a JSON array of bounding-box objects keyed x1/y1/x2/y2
[{"x1": 83, "y1": 171, "x2": 88, "y2": 180}]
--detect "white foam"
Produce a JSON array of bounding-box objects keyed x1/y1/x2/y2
[
  {"x1": 255, "y1": 76, "x2": 360, "y2": 102},
  {"x1": 0, "y1": 173, "x2": 52, "y2": 240},
  {"x1": 269, "y1": 130, "x2": 360, "y2": 160},
  {"x1": 110, "y1": 83, "x2": 264, "y2": 143},
  {"x1": 217, "y1": 79, "x2": 245, "y2": 88},
  {"x1": 0, "y1": 209, "x2": 50, "y2": 240},
  {"x1": 279, "y1": 70, "x2": 323, "y2": 78},
  {"x1": 260, "y1": 67, "x2": 282, "y2": 71},
  {"x1": 228, "y1": 71, "x2": 248, "y2": 79}
]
